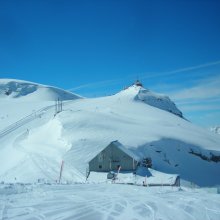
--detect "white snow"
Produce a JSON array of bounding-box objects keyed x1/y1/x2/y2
[
  {"x1": 88, "y1": 168, "x2": 179, "y2": 186},
  {"x1": 1, "y1": 78, "x2": 220, "y2": 220},
  {"x1": 0, "y1": 183, "x2": 220, "y2": 220}
]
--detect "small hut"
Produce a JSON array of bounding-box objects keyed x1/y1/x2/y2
[{"x1": 89, "y1": 141, "x2": 139, "y2": 172}]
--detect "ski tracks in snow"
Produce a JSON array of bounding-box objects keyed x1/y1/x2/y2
[{"x1": 1, "y1": 184, "x2": 220, "y2": 220}]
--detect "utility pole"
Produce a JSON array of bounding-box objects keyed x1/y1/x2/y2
[
  {"x1": 55, "y1": 100, "x2": 57, "y2": 115},
  {"x1": 58, "y1": 160, "x2": 64, "y2": 184},
  {"x1": 55, "y1": 98, "x2": 63, "y2": 115}
]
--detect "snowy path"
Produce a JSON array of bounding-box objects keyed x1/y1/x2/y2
[{"x1": 0, "y1": 184, "x2": 220, "y2": 220}]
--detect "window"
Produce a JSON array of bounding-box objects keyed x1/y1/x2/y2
[{"x1": 99, "y1": 165, "x2": 102, "y2": 169}]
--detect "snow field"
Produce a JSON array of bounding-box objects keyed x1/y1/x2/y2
[{"x1": 0, "y1": 184, "x2": 220, "y2": 220}]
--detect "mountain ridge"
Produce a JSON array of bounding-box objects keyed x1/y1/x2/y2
[{"x1": 0, "y1": 78, "x2": 82, "y2": 101}]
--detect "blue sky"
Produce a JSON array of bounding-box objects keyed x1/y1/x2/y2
[{"x1": 0, "y1": 0, "x2": 220, "y2": 127}]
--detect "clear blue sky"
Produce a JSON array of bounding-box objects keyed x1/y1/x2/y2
[{"x1": 0, "y1": 0, "x2": 220, "y2": 127}]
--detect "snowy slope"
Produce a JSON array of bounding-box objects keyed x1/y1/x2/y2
[
  {"x1": 0, "y1": 80, "x2": 220, "y2": 186},
  {"x1": 0, "y1": 79, "x2": 81, "y2": 129}
]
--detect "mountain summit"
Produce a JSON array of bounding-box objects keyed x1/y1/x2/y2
[{"x1": 117, "y1": 81, "x2": 183, "y2": 118}]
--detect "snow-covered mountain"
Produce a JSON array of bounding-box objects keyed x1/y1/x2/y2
[
  {"x1": 132, "y1": 84, "x2": 183, "y2": 117},
  {"x1": 0, "y1": 79, "x2": 81, "y2": 101},
  {"x1": 120, "y1": 81, "x2": 183, "y2": 117},
  {"x1": 0, "y1": 79, "x2": 220, "y2": 186}
]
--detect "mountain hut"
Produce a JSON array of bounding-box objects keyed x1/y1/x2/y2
[{"x1": 89, "y1": 141, "x2": 139, "y2": 172}]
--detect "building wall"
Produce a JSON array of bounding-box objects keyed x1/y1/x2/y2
[{"x1": 89, "y1": 142, "x2": 137, "y2": 172}]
